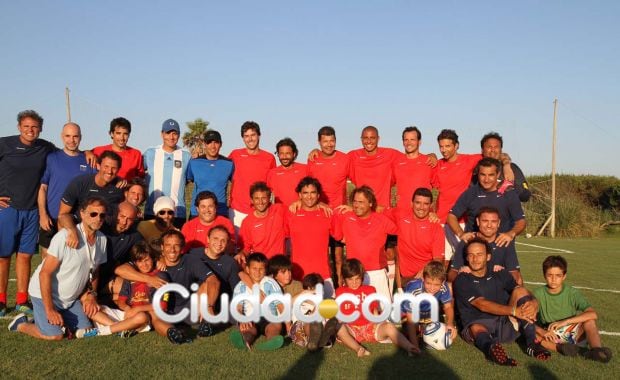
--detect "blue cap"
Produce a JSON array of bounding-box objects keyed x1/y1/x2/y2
[{"x1": 162, "y1": 119, "x2": 180, "y2": 133}]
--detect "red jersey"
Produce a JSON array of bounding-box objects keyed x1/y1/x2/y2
[
  {"x1": 267, "y1": 162, "x2": 308, "y2": 206},
  {"x1": 348, "y1": 147, "x2": 399, "y2": 208},
  {"x1": 332, "y1": 211, "x2": 397, "y2": 271},
  {"x1": 392, "y1": 152, "x2": 434, "y2": 213},
  {"x1": 396, "y1": 215, "x2": 445, "y2": 278},
  {"x1": 181, "y1": 215, "x2": 235, "y2": 253},
  {"x1": 306, "y1": 151, "x2": 350, "y2": 207},
  {"x1": 239, "y1": 203, "x2": 286, "y2": 258},
  {"x1": 432, "y1": 153, "x2": 482, "y2": 222},
  {"x1": 93, "y1": 145, "x2": 144, "y2": 181},
  {"x1": 228, "y1": 148, "x2": 276, "y2": 213},
  {"x1": 335, "y1": 285, "x2": 378, "y2": 326},
  {"x1": 285, "y1": 208, "x2": 333, "y2": 280}
]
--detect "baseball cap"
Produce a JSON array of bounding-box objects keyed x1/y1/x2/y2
[
  {"x1": 204, "y1": 130, "x2": 222, "y2": 144},
  {"x1": 153, "y1": 196, "x2": 176, "y2": 214},
  {"x1": 162, "y1": 119, "x2": 180, "y2": 133}
]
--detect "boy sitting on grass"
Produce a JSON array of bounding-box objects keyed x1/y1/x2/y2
[
  {"x1": 335, "y1": 258, "x2": 419, "y2": 356},
  {"x1": 268, "y1": 254, "x2": 302, "y2": 297},
  {"x1": 229, "y1": 252, "x2": 284, "y2": 351},
  {"x1": 402, "y1": 260, "x2": 457, "y2": 350},
  {"x1": 534, "y1": 255, "x2": 613, "y2": 363}
]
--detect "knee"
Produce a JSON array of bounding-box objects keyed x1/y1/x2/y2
[
  {"x1": 469, "y1": 323, "x2": 488, "y2": 337},
  {"x1": 43, "y1": 334, "x2": 64, "y2": 341}
]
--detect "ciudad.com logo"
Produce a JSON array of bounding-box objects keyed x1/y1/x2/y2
[{"x1": 152, "y1": 283, "x2": 439, "y2": 324}]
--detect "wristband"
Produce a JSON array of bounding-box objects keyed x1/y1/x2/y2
[{"x1": 511, "y1": 305, "x2": 516, "y2": 317}]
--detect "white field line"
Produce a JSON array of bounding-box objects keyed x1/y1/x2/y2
[
  {"x1": 516, "y1": 242, "x2": 574, "y2": 254},
  {"x1": 524, "y1": 281, "x2": 620, "y2": 294}
]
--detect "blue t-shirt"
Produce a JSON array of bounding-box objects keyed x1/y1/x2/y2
[
  {"x1": 41, "y1": 150, "x2": 97, "y2": 219},
  {"x1": 142, "y1": 146, "x2": 191, "y2": 217},
  {"x1": 186, "y1": 155, "x2": 234, "y2": 216},
  {"x1": 402, "y1": 278, "x2": 452, "y2": 320},
  {"x1": 449, "y1": 186, "x2": 524, "y2": 233}
]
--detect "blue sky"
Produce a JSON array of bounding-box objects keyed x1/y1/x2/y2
[{"x1": 1, "y1": 1, "x2": 618, "y2": 177}]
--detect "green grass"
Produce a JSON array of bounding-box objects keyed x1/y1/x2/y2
[{"x1": 1, "y1": 235, "x2": 619, "y2": 379}]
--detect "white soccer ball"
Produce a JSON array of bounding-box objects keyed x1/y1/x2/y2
[
  {"x1": 423, "y1": 322, "x2": 453, "y2": 350},
  {"x1": 553, "y1": 324, "x2": 581, "y2": 345}
]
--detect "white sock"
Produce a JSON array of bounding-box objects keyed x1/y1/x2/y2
[
  {"x1": 98, "y1": 325, "x2": 112, "y2": 336},
  {"x1": 387, "y1": 260, "x2": 396, "y2": 293}
]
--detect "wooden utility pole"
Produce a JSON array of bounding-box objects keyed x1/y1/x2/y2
[
  {"x1": 550, "y1": 98, "x2": 558, "y2": 238},
  {"x1": 65, "y1": 87, "x2": 72, "y2": 122}
]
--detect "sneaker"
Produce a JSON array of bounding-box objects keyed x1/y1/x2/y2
[
  {"x1": 197, "y1": 320, "x2": 214, "y2": 338},
  {"x1": 229, "y1": 329, "x2": 250, "y2": 350},
  {"x1": 75, "y1": 327, "x2": 99, "y2": 339},
  {"x1": 15, "y1": 302, "x2": 33, "y2": 316},
  {"x1": 118, "y1": 329, "x2": 137, "y2": 338},
  {"x1": 318, "y1": 318, "x2": 340, "y2": 348},
  {"x1": 256, "y1": 335, "x2": 284, "y2": 351},
  {"x1": 0, "y1": 302, "x2": 6, "y2": 317},
  {"x1": 584, "y1": 347, "x2": 613, "y2": 363},
  {"x1": 307, "y1": 322, "x2": 323, "y2": 352},
  {"x1": 527, "y1": 343, "x2": 551, "y2": 361},
  {"x1": 167, "y1": 327, "x2": 192, "y2": 345},
  {"x1": 557, "y1": 343, "x2": 580, "y2": 357},
  {"x1": 488, "y1": 343, "x2": 518, "y2": 366},
  {"x1": 8, "y1": 313, "x2": 28, "y2": 332}
]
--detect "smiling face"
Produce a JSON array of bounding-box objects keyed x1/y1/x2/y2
[
  {"x1": 246, "y1": 260, "x2": 266, "y2": 284},
  {"x1": 360, "y1": 128, "x2": 379, "y2": 154},
  {"x1": 96, "y1": 157, "x2": 120, "y2": 185},
  {"x1": 161, "y1": 130, "x2": 179, "y2": 151},
  {"x1": 423, "y1": 277, "x2": 443, "y2": 295},
  {"x1": 79, "y1": 201, "x2": 107, "y2": 234},
  {"x1": 478, "y1": 165, "x2": 499, "y2": 192},
  {"x1": 277, "y1": 145, "x2": 295, "y2": 168},
  {"x1": 251, "y1": 190, "x2": 271, "y2": 215},
  {"x1": 476, "y1": 211, "x2": 500, "y2": 239},
  {"x1": 482, "y1": 137, "x2": 502, "y2": 160},
  {"x1": 135, "y1": 255, "x2": 154, "y2": 274},
  {"x1": 465, "y1": 242, "x2": 490, "y2": 275},
  {"x1": 319, "y1": 134, "x2": 336, "y2": 157},
  {"x1": 110, "y1": 126, "x2": 130, "y2": 150},
  {"x1": 402, "y1": 131, "x2": 420, "y2": 155},
  {"x1": 61, "y1": 123, "x2": 81, "y2": 153},
  {"x1": 197, "y1": 198, "x2": 217, "y2": 224},
  {"x1": 207, "y1": 228, "x2": 229, "y2": 258},
  {"x1": 125, "y1": 184, "x2": 145, "y2": 207},
  {"x1": 115, "y1": 202, "x2": 137, "y2": 233},
  {"x1": 161, "y1": 234, "x2": 183, "y2": 266},
  {"x1": 204, "y1": 140, "x2": 222, "y2": 159},
  {"x1": 412, "y1": 194, "x2": 432, "y2": 220},
  {"x1": 156, "y1": 208, "x2": 175, "y2": 228},
  {"x1": 299, "y1": 184, "x2": 319, "y2": 209},
  {"x1": 438, "y1": 139, "x2": 458, "y2": 161},
  {"x1": 352, "y1": 192, "x2": 372, "y2": 218},
  {"x1": 242, "y1": 129, "x2": 260, "y2": 151},
  {"x1": 18, "y1": 117, "x2": 42, "y2": 146}
]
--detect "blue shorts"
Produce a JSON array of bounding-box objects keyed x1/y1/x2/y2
[
  {"x1": 32, "y1": 297, "x2": 92, "y2": 337},
  {"x1": 0, "y1": 207, "x2": 39, "y2": 257}
]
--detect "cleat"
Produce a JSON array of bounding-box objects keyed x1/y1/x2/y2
[
  {"x1": 488, "y1": 343, "x2": 517, "y2": 366},
  {"x1": 197, "y1": 320, "x2": 214, "y2": 337},
  {"x1": 167, "y1": 327, "x2": 192, "y2": 344},
  {"x1": 75, "y1": 327, "x2": 99, "y2": 338},
  {"x1": 307, "y1": 322, "x2": 323, "y2": 352},
  {"x1": 15, "y1": 303, "x2": 33, "y2": 316},
  {"x1": 8, "y1": 313, "x2": 29, "y2": 332},
  {"x1": 527, "y1": 343, "x2": 551, "y2": 361}
]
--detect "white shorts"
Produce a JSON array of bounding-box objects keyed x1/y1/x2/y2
[
  {"x1": 442, "y1": 222, "x2": 464, "y2": 261},
  {"x1": 364, "y1": 269, "x2": 392, "y2": 301},
  {"x1": 95, "y1": 305, "x2": 151, "y2": 333}
]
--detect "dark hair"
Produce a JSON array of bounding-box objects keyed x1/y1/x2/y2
[
  {"x1": 423, "y1": 260, "x2": 446, "y2": 281},
  {"x1": 247, "y1": 252, "x2": 268, "y2": 266},
  {"x1": 160, "y1": 229, "x2": 185, "y2": 247},
  {"x1": 477, "y1": 157, "x2": 501, "y2": 173},
  {"x1": 317, "y1": 126, "x2": 336, "y2": 140},
  {"x1": 350, "y1": 185, "x2": 376, "y2": 212},
  {"x1": 302, "y1": 273, "x2": 324, "y2": 290},
  {"x1": 342, "y1": 258, "x2": 365, "y2": 279},
  {"x1": 542, "y1": 255, "x2": 568, "y2": 275},
  {"x1": 17, "y1": 110, "x2": 43, "y2": 127},
  {"x1": 241, "y1": 121, "x2": 261, "y2": 137},
  {"x1": 464, "y1": 236, "x2": 492, "y2": 256},
  {"x1": 208, "y1": 224, "x2": 230, "y2": 239},
  {"x1": 412, "y1": 187, "x2": 433, "y2": 202},
  {"x1": 109, "y1": 117, "x2": 131, "y2": 134},
  {"x1": 98, "y1": 150, "x2": 123, "y2": 167},
  {"x1": 361, "y1": 125, "x2": 379, "y2": 136},
  {"x1": 249, "y1": 181, "x2": 271, "y2": 198},
  {"x1": 481, "y1": 132, "x2": 503, "y2": 149},
  {"x1": 437, "y1": 129, "x2": 459, "y2": 145},
  {"x1": 276, "y1": 137, "x2": 298, "y2": 158},
  {"x1": 402, "y1": 126, "x2": 421, "y2": 140},
  {"x1": 267, "y1": 254, "x2": 292, "y2": 276},
  {"x1": 295, "y1": 176, "x2": 322, "y2": 196},
  {"x1": 79, "y1": 196, "x2": 108, "y2": 212},
  {"x1": 125, "y1": 177, "x2": 146, "y2": 195},
  {"x1": 477, "y1": 206, "x2": 500, "y2": 218},
  {"x1": 130, "y1": 241, "x2": 156, "y2": 264},
  {"x1": 195, "y1": 190, "x2": 218, "y2": 208}
]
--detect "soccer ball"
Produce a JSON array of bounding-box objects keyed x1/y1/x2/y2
[
  {"x1": 553, "y1": 323, "x2": 581, "y2": 345},
  {"x1": 423, "y1": 322, "x2": 453, "y2": 350}
]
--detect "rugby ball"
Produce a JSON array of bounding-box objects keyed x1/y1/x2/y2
[{"x1": 423, "y1": 322, "x2": 453, "y2": 350}]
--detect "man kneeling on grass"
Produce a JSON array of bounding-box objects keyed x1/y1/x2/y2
[{"x1": 453, "y1": 237, "x2": 550, "y2": 366}]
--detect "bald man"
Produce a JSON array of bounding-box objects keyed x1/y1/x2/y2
[{"x1": 38, "y1": 122, "x2": 97, "y2": 258}]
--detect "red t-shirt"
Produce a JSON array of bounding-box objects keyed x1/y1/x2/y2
[
  {"x1": 239, "y1": 203, "x2": 286, "y2": 258},
  {"x1": 285, "y1": 208, "x2": 333, "y2": 280},
  {"x1": 228, "y1": 148, "x2": 276, "y2": 214},
  {"x1": 335, "y1": 285, "x2": 378, "y2": 326},
  {"x1": 396, "y1": 215, "x2": 445, "y2": 278},
  {"x1": 181, "y1": 215, "x2": 235, "y2": 253},
  {"x1": 306, "y1": 151, "x2": 350, "y2": 207},
  {"x1": 267, "y1": 162, "x2": 308, "y2": 206},
  {"x1": 432, "y1": 153, "x2": 482, "y2": 222},
  {"x1": 332, "y1": 211, "x2": 397, "y2": 271},
  {"x1": 392, "y1": 152, "x2": 434, "y2": 213},
  {"x1": 348, "y1": 147, "x2": 399, "y2": 208},
  {"x1": 93, "y1": 145, "x2": 145, "y2": 181}
]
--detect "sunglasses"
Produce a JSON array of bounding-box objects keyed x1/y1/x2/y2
[
  {"x1": 89, "y1": 212, "x2": 107, "y2": 219},
  {"x1": 158, "y1": 210, "x2": 175, "y2": 216}
]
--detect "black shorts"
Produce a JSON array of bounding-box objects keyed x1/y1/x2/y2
[
  {"x1": 461, "y1": 316, "x2": 520, "y2": 345},
  {"x1": 329, "y1": 236, "x2": 344, "y2": 249},
  {"x1": 38, "y1": 218, "x2": 58, "y2": 249}
]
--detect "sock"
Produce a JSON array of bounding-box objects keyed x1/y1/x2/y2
[
  {"x1": 387, "y1": 260, "x2": 395, "y2": 292},
  {"x1": 0, "y1": 292, "x2": 6, "y2": 304},
  {"x1": 515, "y1": 295, "x2": 537, "y2": 346},
  {"x1": 16, "y1": 292, "x2": 28, "y2": 305},
  {"x1": 98, "y1": 325, "x2": 112, "y2": 336},
  {"x1": 474, "y1": 332, "x2": 493, "y2": 355}
]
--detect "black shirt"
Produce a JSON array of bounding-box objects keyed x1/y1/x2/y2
[
  {"x1": 187, "y1": 248, "x2": 241, "y2": 297},
  {"x1": 166, "y1": 254, "x2": 214, "y2": 314}
]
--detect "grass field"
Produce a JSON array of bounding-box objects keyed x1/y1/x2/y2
[{"x1": 1, "y1": 234, "x2": 618, "y2": 379}]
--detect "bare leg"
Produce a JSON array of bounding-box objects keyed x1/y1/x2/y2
[
  {"x1": 17, "y1": 322, "x2": 63, "y2": 341},
  {"x1": 0, "y1": 257, "x2": 10, "y2": 295},
  {"x1": 15, "y1": 253, "x2": 32, "y2": 295},
  {"x1": 583, "y1": 319, "x2": 602, "y2": 348},
  {"x1": 377, "y1": 322, "x2": 419, "y2": 354},
  {"x1": 404, "y1": 321, "x2": 420, "y2": 349},
  {"x1": 264, "y1": 322, "x2": 283, "y2": 339},
  {"x1": 336, "y1": 325, "x2": 370, "y2": 356}
]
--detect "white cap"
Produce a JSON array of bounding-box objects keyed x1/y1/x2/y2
[{"x1": 153, "y1": 196, "x2": 176, "y2": 215}]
